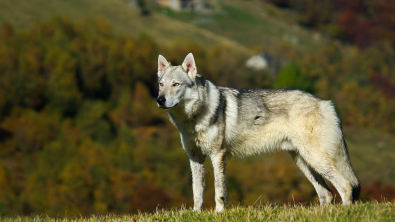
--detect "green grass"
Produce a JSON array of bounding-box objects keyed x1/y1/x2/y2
[
  {"x1": 155, "y1": 0, "x2": 326, "y2": 55},
  {"x1": 0, "y1": 0, "x2": 252, "y2": 55},
  {"x1": 1, "y1": 201, "x2": 394, "y2": 221},
  {"x1": 0, "y1": 0, "x2": 326, "y2": 56}
]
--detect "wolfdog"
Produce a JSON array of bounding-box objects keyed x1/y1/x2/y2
[{"x1": 156, "y1": 53, "x2": 360, "y2": 212}]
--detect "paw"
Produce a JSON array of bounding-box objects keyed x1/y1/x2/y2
[
  {"x1": 215, "y1": 205, "x2": 225, "y2": 213},
  {"x1": 319, "y1": 191, "x2": 333, "y2": 205},
  {"x1": 193, "y1": 207, "x2": 202, "y2": 213}
]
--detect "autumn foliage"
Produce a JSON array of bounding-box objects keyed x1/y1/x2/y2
[
  {"x1": 0, "y1": 18, "x2": 267, "y2": 216},
  {"x1": 266, "y1": 0, "x2": 395, "y2": 48}
]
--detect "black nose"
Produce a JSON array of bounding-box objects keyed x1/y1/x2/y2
[{"x1": 157, "y1": 96, "x2": 166, "y2": 105}]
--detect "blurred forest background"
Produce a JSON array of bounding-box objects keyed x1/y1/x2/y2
[{"x1": 0, "y1": 0, "x2": 395, "y2": 217}]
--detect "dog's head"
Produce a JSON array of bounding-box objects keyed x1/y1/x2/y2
[{"x1": 156, "y1": 53, "x2": 198, "y2": 109}]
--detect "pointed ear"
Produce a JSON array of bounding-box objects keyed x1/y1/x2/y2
[
  {"x1": 182, "y1": 53, "x2": 197, "y2": 80},
  {"x1": 158, "y1": 54, "x2": 170, "y2": 77}
]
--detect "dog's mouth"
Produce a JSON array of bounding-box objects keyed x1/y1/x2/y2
[{"x1": 158, "y1": 103, "x2": 178, "y2": 109}]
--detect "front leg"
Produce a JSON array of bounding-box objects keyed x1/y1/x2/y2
[
  {"x1": 210, "y1": 150, "x2": 227, "y2": 212},
  {"x1": 181, "y1": 135, "x2": 206, "y2": 212},
  {"x1": 189, "y1": 156, "x2": 206, "y2": 212}
]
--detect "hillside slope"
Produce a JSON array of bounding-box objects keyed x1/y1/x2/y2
[
  {"x1": 0, "y1": 0, "x2": 250, "y2": 55},
  {"x1": 156, "y1": 0, "x2": 326, "y2": 54},
  {"x1": 0, "y1": 0, "x2": 326, "y2": 56}
]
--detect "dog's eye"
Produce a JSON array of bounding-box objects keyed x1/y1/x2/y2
[
  {"x1": 173, "y1": 83, "x2": 180, "y2": 87},
  {"x1": 159, "y1": 83, "x2": 164, "y2": 87}
]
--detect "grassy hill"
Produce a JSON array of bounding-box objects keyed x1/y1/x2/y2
[
  {"x1": 0, "y1": 0, "x2": 248, "y2": 55},
  {"x1": 0, "y1": 0, "x2": 325, "y2": 56},
  {"x1": 154, "y1": 0, "x2": 325, "y2": 54},
  {"x1": 1, "y1": 201, "x2": 394, "y2": 221}
]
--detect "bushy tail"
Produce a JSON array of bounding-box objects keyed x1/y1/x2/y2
[{"x1": 352, "y1": 183, "x2": 361, "y2": 202}]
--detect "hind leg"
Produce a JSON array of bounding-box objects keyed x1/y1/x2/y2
[
  {"x1": 320, "y1": 168, "x2": 353, "y2": 205},
  {"x1": 299, "y1": 151, "x2": 353, "y2": 205},
  {"x1": 289, "y1": 151, "x2": 333, "y2": 204}
]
